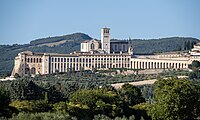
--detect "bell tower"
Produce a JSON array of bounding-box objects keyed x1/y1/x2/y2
[{"x1": 101, "y1": 27, "x2": 110, "y2": 54}]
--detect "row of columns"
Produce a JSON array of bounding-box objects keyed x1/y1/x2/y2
[
  {"x1": 50, "y1": 56, "x2": 131, "y2": 73},
  {"x1": 131, "y1": 60, "x2": 188, "y2": 69}
]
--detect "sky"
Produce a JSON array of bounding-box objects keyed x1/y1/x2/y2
[{"x1": 0, "y1": 0, "x2": 200, "y2": 45}]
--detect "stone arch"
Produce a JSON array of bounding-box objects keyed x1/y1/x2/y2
[
  {"x1": 31, "y1": 67, "x2": 36, "y2": 74},
  {"x1": 148, "y1": 62, "x2": 150, "y2": 69},
  {"x1": 170, "y1": 63, "x2": 172, "y2": 68},
  {"x1": 157, "y1": 62, "x2": 159, "y2": 69},
  {"x1": 91, "y1": 43, "x2": 95, "y2": 50},
  {"x1": 151, "y1": 62, "x2": 154, "y2": 69},
  {"x1": 154, "y1": 62, "x2": 156, "y2": 69},
  {"x1": 172, "y1": 63, "x2": 175, "y2": 68}
]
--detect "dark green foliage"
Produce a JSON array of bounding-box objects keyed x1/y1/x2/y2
[
  {"x1": 138, "y1": 85, "x2": 154, "y2": 103},
  {"x1": 68, "y1": 88, "x2": 125, "y2": 119},
  {"x1": 124, "y1": 37, "x2": 198, "y2": 54},
  {"x1": 119, "y1": 84, "x2": 145, "y2": 106},
  {"x1": 1, "y1": 70, "x2": 200, "y2": 119},
  {"x1": 191, "y1": 60, "x2": 200, "y2": 69},
  {"x1": 183, "y1": 40, "x2": 196, "y2": 50},
  {"x1": 93, "y1": 114, "x2": 112, "y2": 120},
  {"x1": 189, "y1": 70, "x2": 200, "y2": 79},
  {"x1": 150, "y1": 78, "x2": 200, "y2": 120},
  {"x1": 0, "y1": 87, "x2": 10, "y2": 117},
  {"x1": 10, "y1": 112, "x2": 77, "y2": 120},
  {"x1": 68, "y1": 85, "x2": 146, "y2": 119},
  {"x1": 93, "y1": 114, "x2": 137, "y2": 120},
  {"x1": 6, "y1": 79, "x2": 44, "y2": 101},
  {"x1": 10, "y1": 100, "x2": 52, "y2": 113},
  {"x1": 0, "y1": 87, "x2": 10, "y2": 108},
  {"x1": 132, "y1": 102, "x2": 152, "y2": 120},
  {"x1": 30, "y1": 33, "x2": 92, "y2": 45},
  {"x1": 189, "y1": 61, "x2": 200, "y2": 79},
  {"x1": 0, "y1": 86, "x2": 18, "y2": 118},
  {"x1": 53, "y1": 102, "x2": 67, "y2": 112}
]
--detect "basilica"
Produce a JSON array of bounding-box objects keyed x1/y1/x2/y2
[{"x1": 11, "y1": 28, "x2": 200, "y2": 77}]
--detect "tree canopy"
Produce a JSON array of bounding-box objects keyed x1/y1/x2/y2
[{"x1": 150, "y1": 78, "x2": 200, "y2": 120}]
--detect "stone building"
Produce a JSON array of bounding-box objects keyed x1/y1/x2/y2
[
  {"x1": 11, "y1": 28, "x2": 199, "y2": 77},
  {"x1": 80, "y1": 28, "x2": 132, "y2": 53},
  {"x1": 81, "y1": 39, "x2": 100, "y2": 52}
]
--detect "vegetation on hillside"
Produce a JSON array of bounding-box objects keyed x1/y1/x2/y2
[
  {"x1": 114, "y1": 37, "x2": 198, "y2": 54},
  {"x1": 0, "y1": 70, "x2": 200, "y2": 120},
  {"x1": 30, "y1": 33, "x2": 92, "y2": 45}
]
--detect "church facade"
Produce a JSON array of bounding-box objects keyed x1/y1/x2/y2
[
  {"x1": 81, "y1": 28, "x2": 132, "y2": 54},
  {"x1": 11, "y1": 28, "x2": 200, "y2": 77}
]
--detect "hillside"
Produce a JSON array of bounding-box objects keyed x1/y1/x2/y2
[
  {"x1": 124, "y1": 37, "x2": 199, "y2": 54},
  {"x1": 0, "y1": 33, "x2": 199, "y2": 76}
]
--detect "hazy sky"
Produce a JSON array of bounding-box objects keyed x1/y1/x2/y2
[{"x1": 0, "y1": 0, "x2": 200, "y2": 45}]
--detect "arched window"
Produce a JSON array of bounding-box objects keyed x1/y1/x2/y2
[
  {"x1": 91, "y1": 43, "x2": 95, "y2": 50},
  {"x1": 39, "y1": 58, "x2": 42, "y2": 62},
  {"x1": 36, "y1": 58, "x2": 38, "y2": 63},
  {"x1": 31, "y1": 67, "x2": 36, "y2": 74},
  {"x1": 31, "y1": 58, "x2": 32, "y2": 63},
  {"x1": 27, "y1": 58, "x2": 30, "y2": 62},
  {"x1": 33, "y1": 58, "x2": 35, "y2": 63}
]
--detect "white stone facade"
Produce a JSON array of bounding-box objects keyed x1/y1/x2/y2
[
  {"x1": 80, "y1": 39, "x2": 100, "y2": 52},
  {"x1": 11, "y1": 50, "x2": 194, "y2": 77}
]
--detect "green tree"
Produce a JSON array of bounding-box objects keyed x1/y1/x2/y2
[
  {"x1": 10, "y1": 100, "x2": 51, "y2": 113},
  {"x1": 53, "y1": 102, "x2": 67, "y2": 112},
  {"x1": 0, "y1": 87, "x2": 10, "y2": 117},
  {"x1": 191, "y1": 60, "x2": 200, "y2": 70},
  {"x1": 150, "y1": 78, "x2": 200, "y2": 120},
  {"x1": 0, "y1": 87, "x2": 10, "y2": 108},
  {"x1": 68, "y1": 88, "x2": 126, "y2": 119},
  {"x1": 0, "y1": 87, "x2": 17, "y2": 118},
  {"x1": 119, "y1": 84, "x2": 145, "y2": 106}
]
